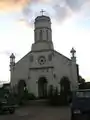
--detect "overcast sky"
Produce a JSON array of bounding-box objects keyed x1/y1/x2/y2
[{"x1": 0, "y1": 0, "x2": 90, "y2": 83}]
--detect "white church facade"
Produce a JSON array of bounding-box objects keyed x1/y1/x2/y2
[{"x1": 10, "y1": 14, "x2": 79, "y2": 98}]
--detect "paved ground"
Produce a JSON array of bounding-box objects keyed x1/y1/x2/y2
[{"x1": 0, "y1": 105, "x2": 71, "y2": 120}]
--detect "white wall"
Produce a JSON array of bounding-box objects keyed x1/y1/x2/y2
[
  {"x1": 10, "y1": 53, "x2": 30, "y2": 89},
  {"x1": 52, "y1": 51, "x2": 78, "y2": 91},
  {"x1": 10, "y1": 49, "x2": 78, "y2": 97},
  {"x1": 31, "y1": 41, "x2": 54, "y2": 51}
]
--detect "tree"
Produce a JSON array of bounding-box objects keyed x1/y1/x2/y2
[
  {"x1": 78, "y1": 76, "x2": 86, "y2": 89},
  {"x1": 78, "y1": 76, "x2": 85, "y2": 84}
]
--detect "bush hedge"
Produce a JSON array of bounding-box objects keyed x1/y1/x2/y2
[{"x1": 48, "y1": 86, "x2": 71, "y2": 106}]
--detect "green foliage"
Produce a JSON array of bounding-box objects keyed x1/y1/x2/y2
[
  {"x1": 54, "y1": 87, "x2": 58, "y2": 96},
  {"x1": 59, "y1": 92, "x2": 68, "y2": 106},
  {"x1": 48, "y1": 86, "x2": 71, "y2": 106},
  {"x1": 23, "y1": 88, "x2": 29, "y2": 100},
  {"x1": 48, "y1": 85, "x2": 54, "y2": 98},
  {"x1": 78, "y1": 76, "x2": 86, "y2": 89},
  {"x1": 17, "y1": 92, "x2": 36, "y2": 105},
  {"x1": 51, "y1": 87, "x2": 59, "y2": 106},
  {"x1": 48, "y1": 86, "x2": 60, "y2": 106},
  {"x1": 27, "y1": 93, "x2": 36, "y2": 100},
  {"x1": 78, "y1": 76, "x2": 85, "y2": 84}
]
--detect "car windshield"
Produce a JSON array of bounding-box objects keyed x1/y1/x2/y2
[
  {"x1": 0, "y1": 88, "x2": 9, "y2": 98},
  {"x1": 76, "y1": 91, "x2": 90, "y2": 98}
]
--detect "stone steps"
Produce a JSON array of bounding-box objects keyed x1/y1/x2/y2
[{"x1": 26, "y1": 99, "x2": 48, "y2": 106}]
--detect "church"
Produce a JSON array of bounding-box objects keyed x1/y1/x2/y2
[{"x1": 10, "y1": 12, "x2": 79, "y2": 98}]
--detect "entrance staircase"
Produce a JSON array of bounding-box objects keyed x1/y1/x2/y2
[{"x1": 26, "y1": 99, "x2": 48, "y2": 106}]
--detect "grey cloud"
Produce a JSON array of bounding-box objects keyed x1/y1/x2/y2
[
  {"x1": 66, "y1": 0, "x2": 86, "y2": 11},
  {"x1": 53, "y1": 4, "x2": 68, "y2": 22},
  {"x1": 22, "y1": 0, "x2": 90, "y2": 23},
  {"x1": 0, "y1": 50, "x2": 20, "y2": 57},
  {"x1": 23, "y1": 5, "x2": 34, "y2": 27},
  {"x1": 51, "y1": 0, "x2": 88, "y2": 11},
  {"x1": 51, "y1": 0, "x2": 89, "y2": 22},
  {"x1": 23, "y1": 0, "x2": 68, "y2": 23}
]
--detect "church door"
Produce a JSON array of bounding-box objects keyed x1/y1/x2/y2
[
  {"x1": 17, "y1": 80, "x2": 26, "y2": 103},
  {"x1": 38, "y1": 77, "x2": 47, "y2": 98},
  {"x1": 60, "y1": 77, "x2": 71, "y2": 103},
  {"x1": 60, "y1": 77, "x2": 70, "y2": 92}
]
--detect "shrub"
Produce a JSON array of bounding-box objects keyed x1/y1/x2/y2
[
  {"x1": 51, "y1": 87, "x2": 58, "y2": 105},
  {"x1": 48, "y1": 85, "x2": 54, "y2": 98},
  {"x1": 27, "y1": 93, "x2": 36, "y2": 100},
  {"x1": 48, "y1": 86, "x2": 71, "y2": 106},
  {"x1": 59, "y1": 91, "x2": 70, "y2": 106},
  {"x1": 54, "y1": 87, "x2": 58, "y2": 96},
  {"x1": 48, "y1": 86, "x2": 60, "y2": 106}
]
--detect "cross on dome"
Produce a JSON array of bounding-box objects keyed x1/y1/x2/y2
[{"x1": 40, "y1": 9, "x2": 45, "y2": 16}]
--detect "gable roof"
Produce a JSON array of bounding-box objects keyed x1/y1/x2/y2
[
  {"x1": 15, "y1": 49, "x2": 74, "y2": 66},
  {"x1": 53, "y1": 50, "x2": 71, "y2": 62}
]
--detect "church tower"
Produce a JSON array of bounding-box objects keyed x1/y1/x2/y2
[
  {"x1": 31, "y1": 10, "x2": 54, "y2": 51},
  {"x1": 10, "y1": 11, "x2": 79, "y2": 98},
  {"x1": 10, "y1": 53, "x2": 15, "y2": 71},
  {"x1": 70, "y1": 48, "x2": 78, "y2": 90}
]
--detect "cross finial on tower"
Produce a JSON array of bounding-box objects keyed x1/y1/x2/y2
[
  {"x1": 40, "y1": 9, "x2": 45, "y2": 16},
  {"x1": 70, "y1": 47, "x2": 76, "y2": 57}
]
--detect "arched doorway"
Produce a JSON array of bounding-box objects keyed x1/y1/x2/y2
[
  {"x1": 60, "y1": 76, "x2": 71, "y2": 103},
  {"x1": 38, "y1": 77, "x2": 47, "y2": 98},
  {"x1": 60, "y1": 76, "x2": 70, "y2": 92},
  {"x1": 17, "y1": 80, "x2": 26, "y2": 103}
]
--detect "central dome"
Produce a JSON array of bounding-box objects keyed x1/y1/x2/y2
[{"x1": 35, "y1": 15, "x2": 51, "y2": 22}]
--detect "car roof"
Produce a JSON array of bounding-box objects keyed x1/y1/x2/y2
[{"x1": 73, "y1": 89, "x2": 90, "y2": 92}]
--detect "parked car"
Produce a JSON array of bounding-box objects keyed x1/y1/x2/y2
[
  {"x1": 71, "y1": 89, "x2": 90, "y2": 120},
  {"x1": 0, "y1": 88, "x2": 16, "y2": 114}
]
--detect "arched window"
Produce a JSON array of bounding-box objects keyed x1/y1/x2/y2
[
  {"x1": 40, "y1": 30, "x2": 42, "y2": 40},
  {"x1": 18, "y1": 80, "x2": 26, "y2": 98},
  {"x1": 60, "y1": 76, "x2": 71, "y2": 92},
  {"x1": 46, "y1": 30, "x2": 48, "y2": 40},
  {"x1": 35, "y1": 31, "x2": 37, "y2": 41}
]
